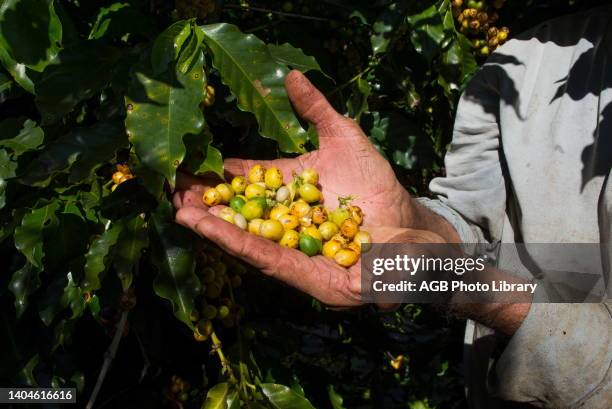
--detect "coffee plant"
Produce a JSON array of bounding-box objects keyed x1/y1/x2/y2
[{"x1": 0, "y1": 0, "x2": 600, "y2": 408}]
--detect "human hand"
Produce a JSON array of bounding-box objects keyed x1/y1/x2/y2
[{"x1": 175, "y1": 70, "x2": 415, "y2": 228}]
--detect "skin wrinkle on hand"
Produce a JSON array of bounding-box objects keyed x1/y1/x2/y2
[{"x1": 173, "y1": 70, "x2": 529, "y2": 334}]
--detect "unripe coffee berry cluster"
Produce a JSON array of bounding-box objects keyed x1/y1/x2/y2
[
  {"x1": 452, "y1": 0, "x2": 510, "y2": 56},
  {"x1": 202, "y1": 166, "x2": 372, "y2": 268},
  {"x1": 191, "y1": 242, "x2": 246, "y2": 342},
  {"x1": 110, "y1": 164, "x2": 134, "y2": 192}
]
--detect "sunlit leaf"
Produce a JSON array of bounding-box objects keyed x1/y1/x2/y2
[
  {"x1": 267, "y1": 43, "x2": 326, "y2": 76},
  {"x1": 406, "y1": 5, "x2": 446, "y2": 62},
  {"x1": 261, "y1": 384, "x2": 316, "y2": 409},
  {"x1": 0, "y1": 118, "x2": 44, "y2": 157},
  {"x1": 200, "y1": 23, "x2": 307, "y2": 153},
  {"x1": 14, "y1": 201, "x2": 60, "y2": 268}
]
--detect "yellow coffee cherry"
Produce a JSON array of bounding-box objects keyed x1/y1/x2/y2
[
  {"x1": 311, "y1": 206, "x2": 328, "y2": 225},
  {"x1": 233, "y1": 213, "x2": 248, "y2": 230},
  {"x1": 298, "y1": 215, "x2": 313, "y2": 227},
  {"x1": 346, "y1": 242, "x2": 361, "y2": 255},
  {"x1": 264, "y1": 167, "x2": 283, "y2": 189},
  {"x1": 275, "y1": 186, "x2": 290, "y2": 202},
  {"x1": 245, "y1": 183, "x2": 266, "y2": 199},
  {"x1": 248, "y1": 164, "x2": 265, "y2": 183},
  {"x1": 270, "y1": 204, "x2": 290, "y2": 220},
  {"x1": 203, "y1": 188, "x2": 222, "y2": 206},
  {"x1": 279, "y1": 230, "x2": 300, "y2": 249},
  {"x1": 290, "y1": 201, "x2": 311, "y2": 218},
  {"x1": 215, "y1": 183, "x2": 235, "y2": 203},
  {"x1": 218, "y1": 207, "x2": 236, "y2": 224},
  {"x1": 353, "y1": 231, "x2": 372, "y2": 252},
  {"x1": 301, "y1": 168, "x2": 319, "y2": 185},
  {"x1": 330, "y1": 233, "x2": 348, "y2": 245},
  {"x1": 300, "y1": 225, "x2": 322, "y2": 241},
  {"x1": 259, "y1": 220, "x2": 284, "y2": 241},
  {"x1": 318, "y1": 221, "x2": 339, "y2": 241},
  {"x1": 112, "y1": 171, "x2": 125, "y2": 184},
  {"x1": 231, "y1": 176, "x2": 247, "y2": 194},
  {"x1": 298, "y1": 183, "x2": 321, "y2": 203},
  {"x1": 118, "y1": 174, "x2": 133, "y2": 184},
  {"x1": 240, "y1": 200, "x2": 265, "y2": 221},
  {"x1": 248, "y1": 218, "x2": 264, "y2": 235},
  {"x1": 340, "y1": 218, "x2": 359, "y2": 239},
  {"x1": 278, "y1": 213, "x2": 299, "y2": 230},
  {"x1": 322, "y1": 239, "x2": 343, "y2": 259},
  {"x1": 334, "y1": 248, "x2": 359, "y2": 267},
  {"x1": 347, "y1": 205, "x2": 363, "y2": 225}
]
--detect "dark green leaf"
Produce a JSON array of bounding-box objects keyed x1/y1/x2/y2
[
  {"x1": 202, "y1": 383, "x2": 230, "y2": 409},
  {"x1": 370, "y1": 1, "x2": 409, "y2": 54},
  {"x1": 126, "y1": 25, "x2": 205, "y2": 188},
  {"x1": 150, "y1": 201, "x2": 200, "y2": 329},
  {"x1": 0, "y1": 0, "x2": 62, "y2": 72},
  {"x1": 183, "y1": 131, "x2": 224, "y2": 180},
  {"x1": 261, "y1": 384, "x2": 316, "y2": 409},
  {"x1": 150, "y1": 20, "x2": 191, "y2": 76},
  {"x1": 0, "y1": 149, "x2": 16, "y2": 209},
  {"x1": 328, "y1": 385, "x2": 346, "y2": 409},
  {"x1": 8, "y1": 261, "x2": 42, "y2": 318},
  {"x1": 19, "y1": 121, "x2": 127, "y2": 187},
  {"x1": 267, "y1": 43, "x2": 326, "y2": 76},
  {"x1": 0, "y1": 118, "x2": 44, "y2": 157},
  {"x1": 0, "y1": 47, "x2": 35, "y2": 93},
  {"x1": 113, "y1": 216, "x2": 149, "y2": 291},
  {"x1": 35, "y1": 41, "x2": 121, "y2": 123},
  {"x1": 82, "y1": 222, "x2": 124, "y2": 292},
  {"x1": 89, "y1": 3, "x2": 155, "y2": 41},
  {"x1": 406, "y1": 5, "x2": 446, "y2": 62},
  {"x1": 200, "y1": 23, "x2": 307, "y2": 153},
  {"x1": 38, "y1": 272, "x2": 85, "y2": 326},
  {"x1": 14, "y1": 201, "x2": 60, "y2": 268}
]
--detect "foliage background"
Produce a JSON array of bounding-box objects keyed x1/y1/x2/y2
[{"x1": 0, "y1": 0, "x2": 605, "y2": 408}]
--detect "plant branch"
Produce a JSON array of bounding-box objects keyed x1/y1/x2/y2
[
  {"x1": 210, "y1": 330, "x2": 237, "y2": 384},
  {"x1": 85, "y1": 311, "x2": 128, "y2": 409}
]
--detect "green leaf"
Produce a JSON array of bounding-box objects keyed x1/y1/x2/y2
[
  {"x1": 43, "y1": 211, "x2": 89, "y2": 272},
  {"x1": 8, "y1": 262, "x2": 42, "y2": 318},
  {"x1": 406, "y1": 5, "x2": 446, "y2": 62},
  {"x1": 151, "y1": 20, "x2": 191, "y2": 76},
  {"x1": 82, "y1": 222, "x2": 124, "y2": 292},
  {"x1": 261, "y1": 384, "x2": 316, "y2": 409},
  {"x1": 267, "y1": 43, "x2": 326, "y2": 75},
  {"x1": 328, "y1": 385, "x2": 346, "y2": 409},
  {"x1": 183, "y1": 131, "x2": 224, "y2": 180},
  {"x1": 0, "y1": 47, "x2": 35, "y2": 93},
  {"x1": 202, "y1": 383, "x2": 230, "y2": 409},
  {"x1": 370, "y1": 1, "x2": 409, "y2": 55},
  {"x1": 113, "y1": 216, "x2": 149, "y2": 291},
  {"x1": 0, "y1": 0, "x2": 62, "y2": 72},
  {"x1": 35, "y1": 41, "x2": 121, "y2": 123},
  {"x1": 14, "y1": 201, "x2": 60, "y2": 268},
  {"x1": 19, "y1": 121, "x2": 126, "y2": 187},
  {"x1": 126, "y1": 25, "x2": 205, "y2": 188},
  {"x1": 39, "y1": 272, "x2": 85, "y2": 326},
  {"x1": 200, "y1": 23, "x2": 307, "y2": 153},
  {"x1": 151, "y1": 201, "x2": 200, "y2": 329},
  {"x1": 0, "y1": 149, "x2": 16, "y2": 209},
  {"x1": 440, "y1": 34, "x2": 477, "y2": 91},
  {"x1": 0, "y1": 118, "x2": 44, "y2": 157},
  {"x1": 89, "y1": 3, "x2": 155, "y2": 41},
  {"x1": 347, "y1": 76, "x2": 371, "y2": 121}
]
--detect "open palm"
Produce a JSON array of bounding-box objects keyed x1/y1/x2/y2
[{"x1": 174, "y1": 71, "x2": 429, "y2": 306}]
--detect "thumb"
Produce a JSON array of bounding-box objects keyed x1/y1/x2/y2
[{"x1": 285, "y1": 70, "x2": 342, "y2": 129}]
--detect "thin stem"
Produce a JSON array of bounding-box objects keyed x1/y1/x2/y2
[
  {"x1": 85, "y1": 311, "x2": 128, "y2": 409},
  {"x1": 326, "y1": 66, "x2": 374, "y2": 97},
  {"x1": 223, "y1": 4, "x2": 333, "y2": 22},
  {"x1": 211, "y1": 331, "x2": 237, "y2": 384}
]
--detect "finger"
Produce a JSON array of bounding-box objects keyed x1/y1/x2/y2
[
  {"x1": 173, "y1": 189, "x2": 207, "y2": 210},
  {"x1": 285, "y1": 70, "x2": 343, "y2": 130},
  {"x1": 224, "y1": 157, "x2": 304, "y2": 180},
  {"x1": 176, "y1": 206, "x2": 313, "y2": 278}
]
